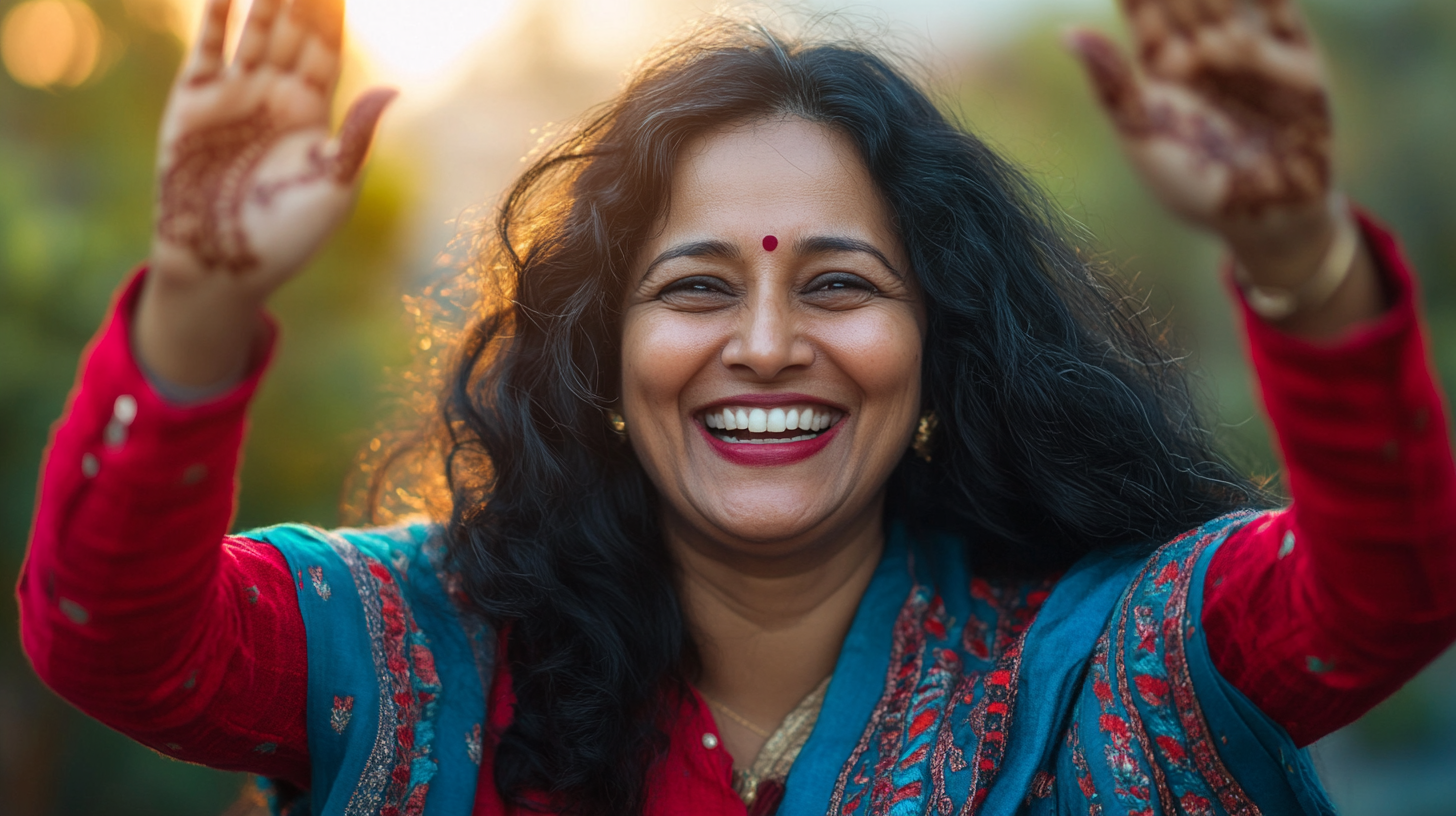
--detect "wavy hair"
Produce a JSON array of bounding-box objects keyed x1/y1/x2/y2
[{"x1": 427, "y1": 20, "x2": 1267, "y2": 816}]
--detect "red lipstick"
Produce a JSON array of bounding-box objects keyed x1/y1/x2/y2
[{"x1": 696, "y1": 420, "x2": 842, "y2": 467}]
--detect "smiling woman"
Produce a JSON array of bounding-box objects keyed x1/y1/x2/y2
[{"x1": 16, "y1": 1, "x2": 1456, "y2": 815}]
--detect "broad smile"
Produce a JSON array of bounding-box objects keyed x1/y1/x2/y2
[
  {"x1": 701, "y1": 404, "x2": 844, "y2": 444},
  {"x1": 694, "y1": 396, "x2": 846, "y2": 466}
]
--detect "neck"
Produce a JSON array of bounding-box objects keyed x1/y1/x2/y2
[{"x1": 666, "y1": 499, "x2": 886, "y2": 766}]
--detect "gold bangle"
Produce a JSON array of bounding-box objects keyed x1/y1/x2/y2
[{"x1": 1235, "y1": 198, "x2": 1361, "y2": 321}]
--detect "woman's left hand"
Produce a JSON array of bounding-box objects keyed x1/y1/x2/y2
[
  {"x1": 1066, "y1": 0, "x2": 1332, "y2": 241},
  {"x1": 1067, "y1": 0, "x2": 1384, "y2": 335}
]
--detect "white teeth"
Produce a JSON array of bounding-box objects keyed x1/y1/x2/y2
[
  {"x1": 748, "y1": 408, "x2": 768, "y2": 433},
  {"x1": 702, "y1": 405, "x2": 843, "y2": 438},
  {"x1": 767, "y1": 408, "x2": 786, "y2": 433}
]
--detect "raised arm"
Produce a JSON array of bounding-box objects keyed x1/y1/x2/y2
[
  {"x1": 137, "y1": 0, "x2": 392, "y2": 388},
  {"x1": 17, "y1": 0, "x2": 392, "y2": 784},
  {"x1": 1067, "y1": 0, "x2": 1456, "y2": 743},
  {"x1": 1065, "y1": 0, "x2": 1381, "y2": 338}
]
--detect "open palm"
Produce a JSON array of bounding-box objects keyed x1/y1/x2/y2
[
  {"x1": 1067, "y1": 0, "x2": 1333, "y2": 236},
  {"x1": 150, "y1": 0, "x2": 393, "y2": 293}
]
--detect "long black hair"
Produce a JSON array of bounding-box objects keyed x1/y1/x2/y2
[{"x1": 426, "y1": 20, "x2": 1267, "y2": 816}]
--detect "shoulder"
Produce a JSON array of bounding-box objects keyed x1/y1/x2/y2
[
  {"x1": 1062, "y1": 510, "x2": 1337, "y2": 814},
  {"x1": 1078, "y1": 510, "x2": 1263, "y2": 629},
  {"x1": 243, "y1": 519, "x2": 441, "y2": 570},
  {"x1": 242, "y1": 520, "x2": 464, "y2": 608},
  {"x1": 239, "y1": 519, "x2": 487, "y2": 653}
]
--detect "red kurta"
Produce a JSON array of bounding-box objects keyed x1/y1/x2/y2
[{"x1": 17, "y1": 212, "x2": 1456, "y2": 811}]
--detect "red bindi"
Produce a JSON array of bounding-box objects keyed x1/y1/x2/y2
[{"x1": 762, "y1": 235, "x2": 778, "y2": 252}]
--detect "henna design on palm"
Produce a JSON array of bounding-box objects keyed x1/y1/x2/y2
[
  {"x1": 1069, "y1": 0, "x2": 1333, "y2": 227},
  {"x1": 1186, "y1": 64, "x2": 1329, "y2": 218},
  {"x1": 152, "y1": 0, "x2": 393, "y2": 284},
  {"x1": 158, "y1": 109, "x2": 278, "y2": 272}
]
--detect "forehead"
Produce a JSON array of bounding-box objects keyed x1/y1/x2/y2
[{"x1": 653, "y1": 116, "x2": 895, "y2": 246}]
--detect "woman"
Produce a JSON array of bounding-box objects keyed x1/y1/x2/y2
[{"x1": 18, "y1": 0, "x2": 1456, "y2": 813}]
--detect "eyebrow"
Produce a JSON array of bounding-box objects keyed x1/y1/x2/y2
[
  {"x1": 643, "y1": 240, "x2": 740, "y2": 277},
  {"x1": 641, "y1": 234, "x2": 902, "y2": 280},
  {"x1": 794, "y1": 235, "x2": 903, "y2": 279}
]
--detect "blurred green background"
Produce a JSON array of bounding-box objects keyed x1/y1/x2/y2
[{"x1": 2, "y1": 0, "x2": 1453, "y2": 813}]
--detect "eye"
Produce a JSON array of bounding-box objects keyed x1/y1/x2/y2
[
  {"x1": 657, "y1": 275, "x2": 735, "y2": 309},
  {"x1": 802, "y1": 272, "x2": 878, "y2": 307}
]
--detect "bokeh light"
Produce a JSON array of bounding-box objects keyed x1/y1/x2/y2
[
  {"x1": 162, "y1": 0, "x2": 521, "y2": 92},
  {"x1": 345, "y1": 0, "x2": 517, "y2": 87},
  {"x1": 1, "y1": 0, "x2": 103, "y2": 88}
]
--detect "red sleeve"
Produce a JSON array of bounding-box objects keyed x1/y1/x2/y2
[
  {"x1": 1202, "y1": 211, "x2": 1456, "y2": 746},
  {"x1": 15, "y1": 269, "x2": 311, "y2": 787}
]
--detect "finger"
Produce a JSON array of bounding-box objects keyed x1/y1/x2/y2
[
  {"x1": 328, "y1": 87, "x2": 398, "y2": 184},
  {"x1": 1064, "y1": 28, "x2": 1151, "y2": 137},
  {"x1": 1118, "y1": 0, "x2": 1178, "y2": 66},
  {"x1": 1250, "y1": 0, "x2": 1310, "y2": 44},
  {"x1": 266, "y1": 4, "x2": 308, "y2": 72},
  {"x1": 292, "y1": 0, "x2": 344, "y2": 52},
  {"x1": 186, "y1": 0, "x2": 232, "y2": 82},
  {"x1": 1192, "y1": 0, "x2": 1238, "y2": 23},
  {"x1": 295, "y1": 37, "x2": 341, "y2": 96},
  {"x1": 1161, "y1": 0, "x2": 1206, "y2": 33},
  {"x1": 235, "y1": 0, "x2": 283, "y2": 70}
]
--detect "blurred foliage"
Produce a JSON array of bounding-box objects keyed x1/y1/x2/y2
[
  {"x1": 0, "y1": 0, "x2": 417, "y2": 812},
  {"x1": 1, "y1": 0, "x2": 1453, "y2": 813}
]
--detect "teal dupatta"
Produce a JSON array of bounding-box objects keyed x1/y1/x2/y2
[{"x1": 252, "y1": 512, "x2": 1337, "y2": 815}]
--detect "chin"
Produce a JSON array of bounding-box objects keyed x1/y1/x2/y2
[{"x1": 686, "y1": 490, "x2": 856, "y2": 549}]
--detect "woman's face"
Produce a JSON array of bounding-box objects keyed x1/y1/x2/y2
[{"x1": 620, "y1": 116, "x2": 924, "y2": 558}]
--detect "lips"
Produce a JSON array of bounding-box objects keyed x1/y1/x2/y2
[{"x1": 694, "y1": 395, "x2": 845, "y2": 466}]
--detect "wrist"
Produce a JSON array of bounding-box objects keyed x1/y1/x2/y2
[
  {"x1": 134, "y1": 266, "x2": 269, "y2": 388},
  {"x1": 1222, "y1": 193, "x2": 1349, "y2": 288}
]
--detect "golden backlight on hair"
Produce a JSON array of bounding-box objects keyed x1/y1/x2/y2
[{"x1": 1, "y1": 0, "x2": 102, "y2": 88}]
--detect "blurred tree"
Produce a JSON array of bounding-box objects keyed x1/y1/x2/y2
[{"x1": 0, "y1": 0, "x2": 416, "y2": 812}]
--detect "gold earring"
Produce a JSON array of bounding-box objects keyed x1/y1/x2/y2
[
  {"x1": 607, "y1": 411, "x2": 627, "y2": 437},
  {"x1": 912, "y1": 411, "x2": 938, "y2": 462}
]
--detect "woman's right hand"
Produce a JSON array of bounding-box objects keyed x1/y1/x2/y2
[{"x1": 136, "y1": 0, "x2": 394, "y2": 387}]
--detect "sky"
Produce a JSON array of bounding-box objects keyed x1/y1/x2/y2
[{"x1": 159, "y1": 0, "x2": 1107, "y2": 98}]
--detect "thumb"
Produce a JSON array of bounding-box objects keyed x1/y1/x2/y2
[
  {"x1": 1063, "y1": 28, "x2": 1149, "y2": 137},
  {"x1": 329, "y1": 87, "x2": 399, "y2": 185}
]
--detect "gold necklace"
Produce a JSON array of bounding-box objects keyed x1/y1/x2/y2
[{"x1": 702, "y1": 693, "x2": 774, "y2": 739}]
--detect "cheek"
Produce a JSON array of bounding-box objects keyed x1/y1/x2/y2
[
  {"x1": 816, "y1": 306, "x2": 923, "y2": 410},
  {"x1": 620, "y1": 310, "x2": 726, "y2": 411}
]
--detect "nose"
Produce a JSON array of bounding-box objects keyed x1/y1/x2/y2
[{"x1": 720, "y1": 290, "x2": 815, "y2": 379}]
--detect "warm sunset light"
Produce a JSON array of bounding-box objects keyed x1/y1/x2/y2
[
  {"x1": 1, "y1": 0, "x2": 102, "y2": 88},
  {"x1": 345, "y1": 0, "x2": 517, "y2": 85},
  {"x1": 162, "y1": 0, "x2": 521, "y2": 90}
]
